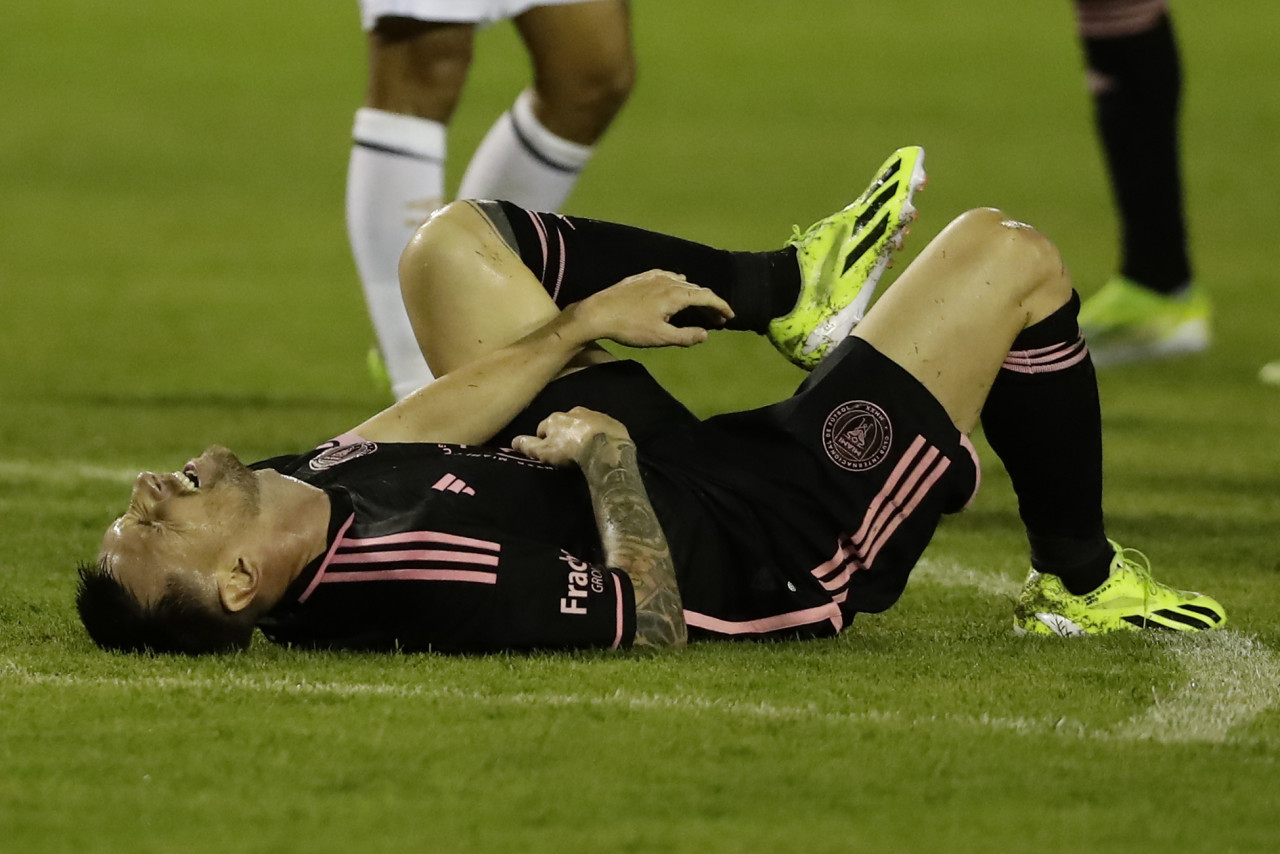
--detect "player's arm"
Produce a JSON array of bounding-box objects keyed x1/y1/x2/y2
[
  {"x1": 353, "y1": 272, "x2": 733, "y2": 446},
  {"x1": 513, "y1": 408, "x2": 687, "y2": 650}
]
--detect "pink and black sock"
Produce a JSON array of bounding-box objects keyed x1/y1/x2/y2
[
  {"x1": 1078, "y1": 3, "x2": 1191, "y2": 293},
  {"x1": 980, "y1": 293, "x2": 1113, "y2": 594},
  {"x1": 475, "y1": 200, "x2": 800, "y2": 333}
]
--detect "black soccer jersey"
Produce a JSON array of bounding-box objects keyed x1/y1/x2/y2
[{"x1": 255, "y1": 435, "x2": 636, "y2": 653}]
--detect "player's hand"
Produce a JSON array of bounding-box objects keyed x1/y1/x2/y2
[
  {"x1": 511, "y1": 407, "x2": 632, "y2": 467},
  {"x1": 570, "y1": 270, "x2": 734, "y2": 348}
]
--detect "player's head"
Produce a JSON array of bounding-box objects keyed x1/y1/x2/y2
[{"x1": 76, "y1": 445, "x2": 269, "y2": 654}]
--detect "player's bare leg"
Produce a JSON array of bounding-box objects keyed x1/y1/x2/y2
[
  {"x1": 514, "y1": 0, "x2": 634, "y2": 144},
  {"x1": 349, "y1": 19, "x2": 477, "y2": 398},
  {"x1": 456, "y1": 0, "x2": 634, "y2": 206},
  {"x1": 854, "y1": 207, "x2": 1071, "y2": 432},
  {"x1": 399, "y1": 201, "x2": 615, "y2": 377},
  {"x1": 856, "y1": 207, "x2": 1224, "y2": 634}
]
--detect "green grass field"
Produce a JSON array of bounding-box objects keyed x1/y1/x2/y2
[{"x1": 4, "y1": 2, "x2": 1279, "y2": 851}]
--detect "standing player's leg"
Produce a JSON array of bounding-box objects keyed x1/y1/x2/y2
[
  {"x1": 456, "y1": 0, "x2": 635, "y2": 210},
  {"x1": 1072, "y1": 0, "x2": 1209, "y2": 366},
  {"x1": 855, "y1": 207, "x2": 1225, "y2": 634},
  {"x1": 348, "y1": 14, "x2": 477, "y2": 399}
]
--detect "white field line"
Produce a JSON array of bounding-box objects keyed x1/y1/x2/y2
[
  {"x1": 0, "y1": 659, "x2": 1074, "y2": 737},
  {"x1": 911, "y1": 556, "x2": 1280, "y2": 744},
  {"x1": 1107, "y1": 632, "x2": 1280, "y2": 744},
  {"x1": 911, "y1": 557, "x2": 1021, "y2": 599},
  {"x1": 0, "y1": 459, "x2": 138, "y2": 485}
]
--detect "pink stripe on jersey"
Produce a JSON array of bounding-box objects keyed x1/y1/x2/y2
[
  {"x1": 322, "y1": 568, "x2": 497, "y2": 585},
  {"x1": 343, "y1": 530, "x2": 500, "y2": 552},
  {"x1": 612, "y1": 573, "x2": 625, "y2": 649},
  {"x1": 298, "y1": 513, "x2": 357, "y2": 603},
  {"x1": 330, "y1": 548, "x2": 499, "y2": 566},
  {"x1": 685, "y1": 602, "x2": 844, "y2": 636}
]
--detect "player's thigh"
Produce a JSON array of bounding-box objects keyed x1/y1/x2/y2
[
  {"x1": 364, "y1": 15, "x2": 477, "y2": 120},
  {"x1": 854, "y1": 208, "x2": 1071, "y2": 432},
  {"x1": 400, "y1": 201, "x2": 609, "y2": 374},
  {"x1": 514, "y1": 1, "x2": 635, "y2": 136}
]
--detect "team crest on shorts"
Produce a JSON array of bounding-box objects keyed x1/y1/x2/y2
[
  {"x1": 309, "y1": 441, "x2": 378, "y2": 471},
  {"x1": 822, "y1": 401, "x2": 892, "y2": 472}
]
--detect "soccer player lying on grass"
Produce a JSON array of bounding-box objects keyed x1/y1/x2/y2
[{"x1": 77, "y1": 147, "x2": 1226, "y2": 655}]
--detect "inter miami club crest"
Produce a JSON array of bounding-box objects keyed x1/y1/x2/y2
[
  {"x1": 822, "y1": 401, "x2": 892, "y2": 472},
  {"x1": 309, "y1": 441, "x2": 379, "y2": 471}
]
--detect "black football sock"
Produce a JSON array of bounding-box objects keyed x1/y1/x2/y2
[
  {"x1": 980, "y1": 292, "x2": 1113, "y2": 595},
  {"x1": 476, "y1": 200, "x2": 800, "y2": 333},
  {"x1": 1080, "y1": 10, "x2": 1191, "y2": 293}
]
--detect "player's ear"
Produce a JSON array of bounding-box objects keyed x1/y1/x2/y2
[{"x1": 217, "y1": 557, "x2": 259, "y2": 614}]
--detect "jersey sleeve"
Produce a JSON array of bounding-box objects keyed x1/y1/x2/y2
[{"x1": 487, "y1": 542, "x2": 636, "y2": 651}]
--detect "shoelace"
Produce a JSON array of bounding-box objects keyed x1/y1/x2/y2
[{"x1": 1112, "y1": 543, "x2": 1164, "y2": 610}]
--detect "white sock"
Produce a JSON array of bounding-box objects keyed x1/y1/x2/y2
[
  {"x1": 456, "y1": 89, "x2": 595, "y2": 211},
  {"x1": 346, "y1": 107, "x2": 445, "y2": 399}
]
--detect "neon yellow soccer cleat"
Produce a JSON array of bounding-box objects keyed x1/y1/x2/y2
[
  {"x1": 1078, "y1": 276, "x2": 1211, "y2": 368},
  {"x1": 1014, "y1": 541, "x2": 1227, "y2": 637},
  {"x1": 767, "y1": 146, "x2": 926, "y2": 370}
]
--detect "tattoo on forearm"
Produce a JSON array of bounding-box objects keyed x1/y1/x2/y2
[{"x1": 579, "y1": 434, "x2": 687, "y2": 649}]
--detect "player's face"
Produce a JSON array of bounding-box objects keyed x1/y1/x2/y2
[{"x1": 99, "y1": 445, "x2": 263, "y2": 605}]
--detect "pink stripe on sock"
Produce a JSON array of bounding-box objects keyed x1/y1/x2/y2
[
  {"x1": 1002, "y1": 337, "x2": 1089, "y2": 374},
  {"x1": 526, "y1": 210, "x2": 549, "y2": 280},
  {"x1": 551, "y1": 226, "x2": 567, "y2": 303}
]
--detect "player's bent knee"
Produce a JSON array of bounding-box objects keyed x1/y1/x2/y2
[
  {"x1": 398, "y1": 202, "x2": 476, "y2": 303},
  {"x1": 938, "y1": 208, "x2": 1071, "y2": 321}
]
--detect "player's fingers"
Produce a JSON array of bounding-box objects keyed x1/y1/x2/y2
[{"x1": 671, "y1": 284, "x2": 734, "y2": 322}]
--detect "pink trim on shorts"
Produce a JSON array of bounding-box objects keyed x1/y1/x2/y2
[
  {"x1": 612, "y1": 573, "x2": 625, "y2": 649},
  {"x1": 959, "y1": 433, "x2": 982, "y2": 511},
  {"x1": 684, "y1": 603, "x2": 844, "y2": 637}
]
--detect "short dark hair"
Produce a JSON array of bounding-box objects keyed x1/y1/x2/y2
[{"x1": 75, "y1": 558, "x2": 253, "y2": 655}]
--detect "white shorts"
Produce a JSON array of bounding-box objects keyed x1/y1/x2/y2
[{"x1": 358, "y1": 0, "x2": 597, "y2": 29}]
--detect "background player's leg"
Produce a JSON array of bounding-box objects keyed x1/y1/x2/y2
[
  {"x1": 456, "y1": 0, "x2": 635, "y2": 210},
  {"x1": 1072, "y1": 0, "x2": 1208, "y2": 365},
  {"x1": 348, "y1": 18, "x2": 476, "y2": 398},
  {"x1": 399, "y1": 201, "x2": 615, "y2": 376},
  {"x1": 855, "y1": 208, "x2": 1111, "y2": 591}
]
